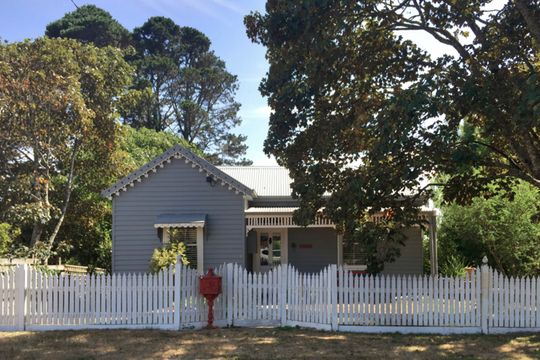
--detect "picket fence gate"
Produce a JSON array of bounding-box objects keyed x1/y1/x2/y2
[{"x1": 1, "y1": 257, "x2": 540, "y2": 334}]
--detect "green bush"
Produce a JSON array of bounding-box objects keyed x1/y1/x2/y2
[
  {"x1": 0, "y1": 223, "x2": 20, "y2": 256},
  {"x1": 440, "y1": 255, "x2": 468, "y2": 277},
  {"x1": 149, "y1": 242, "x2": 189, "y2": 273},
  {"x1": 438, "y1": 182, "x2": 540, "y2": 277}
]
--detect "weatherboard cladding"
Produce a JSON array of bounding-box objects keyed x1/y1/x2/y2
[{"x1": 112, "y1": 157, "x2": 245, "y2": 273}]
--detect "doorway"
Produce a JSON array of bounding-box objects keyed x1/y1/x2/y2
[{"x1": 255, "y1": 229, "x2": 287, "y2": 272}]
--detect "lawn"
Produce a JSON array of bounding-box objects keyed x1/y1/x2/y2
[{"x1": 0, "y1": 327, "x2": 539, "y2": 359}]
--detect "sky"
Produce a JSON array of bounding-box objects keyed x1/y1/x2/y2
[{"x1": 0, "y1": 0, "x2": 275, "y2": 165}]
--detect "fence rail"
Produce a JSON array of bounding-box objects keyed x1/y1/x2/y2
[{"x1": 1, "y1": 258, "x2": 539, "y2": 334}]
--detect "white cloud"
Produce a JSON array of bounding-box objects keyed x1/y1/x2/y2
[
  {"x1": 251, "y1": 154, "x2": 278, "y2": 166},
  {"x1": 242, "y1": 105, "x2": 272, "y2": 119},
  {"x1": 211, "y1": 0, "x2": 247, "y2": 15},
  {"x1": 135, "y1": 0, "x2": 235, "y2": 27}
]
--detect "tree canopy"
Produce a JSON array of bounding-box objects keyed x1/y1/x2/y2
[
  {"x1": 0, "y1": 37, "x2": 133, "y2": 257},
  {"x1": 45, "y1": 5, "x2": 130, "y2": 48},
  {"x1": 125, "y1": 16, "x2": 250, "y2": 165}
]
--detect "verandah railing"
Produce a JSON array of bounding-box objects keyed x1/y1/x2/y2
[{"x1": 1, "y1": 258, "x2": 539, "y2": 334}]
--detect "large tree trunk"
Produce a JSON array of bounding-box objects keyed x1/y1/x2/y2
[{"x1": 30, "y1": 222, "x2": 43, "y2": 247}]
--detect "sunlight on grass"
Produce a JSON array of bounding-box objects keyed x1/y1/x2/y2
[
  {"x1": 401, "y1": 345, "x2": 428, "y2": 352},
  {"x1": 0, "y1": 329, "x2": 539, "y2": 359}
]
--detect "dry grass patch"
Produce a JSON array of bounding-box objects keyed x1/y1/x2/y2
[{"x1": 0, "y1": 327, "x2": 539, "y2": 359}]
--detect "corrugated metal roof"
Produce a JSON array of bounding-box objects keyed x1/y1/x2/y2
[
  {"x1": 154, "y1": 213, "x2": 206, "y2": 228},
  {"x1": 217, "y1": 166, "x2": 293, "y2": 197}
]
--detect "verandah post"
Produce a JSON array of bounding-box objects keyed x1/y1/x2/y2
[
  {"x1": 480, "y1": 256, "x2": 490, "y2": 334},
  {"x1": 15, "y1": 264, "x2": 28, "y2": 331}
]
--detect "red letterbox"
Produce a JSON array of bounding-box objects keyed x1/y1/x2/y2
[{"x1": 199, "y1": 268, "x2": 222, "y2": 328}]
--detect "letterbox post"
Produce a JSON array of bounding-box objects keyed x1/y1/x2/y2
[{"x1": 199, "y1": 268, "x2": 222, "y2": 328}]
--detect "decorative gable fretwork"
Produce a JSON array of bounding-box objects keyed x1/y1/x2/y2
[{"x1": 101, "y1": 144, "x2": 256, "y2": 199}]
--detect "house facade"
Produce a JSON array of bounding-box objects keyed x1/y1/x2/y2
[{"x1": 102, "y1": 145, "x2": 438, "y2": 274}]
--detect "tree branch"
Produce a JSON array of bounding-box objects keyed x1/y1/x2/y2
[{"x1": 515, "y1": 0, "x2": 540, "y2": 46}]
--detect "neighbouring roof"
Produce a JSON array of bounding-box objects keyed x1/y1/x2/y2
[
  {"x1": 217, "y1": 166, "x2": 293, "y2": 197},
  {"x1": 101, "y1": 144, "x2": 256, "y2": 199},
  {"x1": 154, "y1": 214, "x2": 206, "y2": 228}
]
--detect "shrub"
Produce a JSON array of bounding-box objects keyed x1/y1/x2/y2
[
  {"x1": 440, "y1": 255, "x2": 468, "y2": 277},
  {"x1": 0, "y1": 223, "x2": 20, "y2": 256},
  {"x1": 149, "y1": 242, "x2": 189, "y2": 273},
  {"x1": 438, "y1": 182, "x2": 540, "y2": 276}
]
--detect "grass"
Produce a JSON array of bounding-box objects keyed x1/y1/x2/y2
[{"x1": 0, "y1": 327, "x2": 539, "y2": 359}]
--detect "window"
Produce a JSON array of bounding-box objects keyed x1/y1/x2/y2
[
  {"x1": 343, "y1": 241, "x2": 367, "y2": 266},
  {"x1": 162, "y1": 227, "x2": 198, "y2": 270}
]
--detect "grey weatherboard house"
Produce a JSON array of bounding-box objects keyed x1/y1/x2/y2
[{"x1": 102, "y1": 144, "x2": 439, "y2": 275}]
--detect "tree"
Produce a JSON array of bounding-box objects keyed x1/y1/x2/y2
[
  {"x1": 116, "y1": 124, "x2": 204, "y2": 169},
  {"x1": 245, "y1": 1, "x2": 539, "y2": 269},
  {"x1": 126, "y1": 17, "x2": 251, "y2": 165},
  {"x1": 438, "y1": 182, "x2": 540, "y2": 277},
  {"x1": 0, "y1": 38, "x2": 133, "y2": 255},
  {"x1": 45, "y1": 5, "x2": 130, "y2": 48},
  {"x1": 126, "y1": 17, "x2": 182, "y2": 131}
]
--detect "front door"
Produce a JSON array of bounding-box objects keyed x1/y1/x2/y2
[{"x1": 257, "y1": 230, "x2": 284, "y2": 272}]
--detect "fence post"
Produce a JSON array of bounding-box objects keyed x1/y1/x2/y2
[
  {"x1": 330, "y1": 264, "x2": 338, "y2": 331},
  {"x1": 480, "y1": 256, "x2": 490, "y2": 334},
  {"x1": 15, "y1": 264, "x2": 28, "y2": 331},
  {"x1": 175, "y1": 258, "x2": 181, "y2": 329},
  {"x1": 280, "y1": 264, "x2": 288, "y2": 326},
  {"x1": 227, "y1": 263, "x2": 233, "y2": 326}
]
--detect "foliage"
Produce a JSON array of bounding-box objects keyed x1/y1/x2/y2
[
  {"x1": 0, "y1": 37, "x2": 133, "y2": 258},
  {"x1": 125, "y1": 17, "x2": 251, "y2": 165},
  {"x1": 45, "y1": 5, "x2": 130, "y2": 48},
  {"x1": 0, "y1": 223, "x2": 20, "y2": 256},
  {"x1": 440, "y1": 255, "x2": 468, "y2": 277},
  {"x1": 117, "y1": 125, "x2": 203, "y2": 169},
  {"x1": 245, "y1": 0, "x2": 539, "y2": 271},
  {"x1": 438, "y1": 182, "x2": 540, "y2": 277},
  {"x1": 346, "y1": 218, "x2": 407, "y2": 274},
  {"x1": 422, "y1": 234, "x2": 431, "y2": 275},
  {"x1": 32, "y1": 264, "x2": 61, "y2": 276},
  {"x1": 149, "y1": 242, "x2": 189, "y2": 274}
]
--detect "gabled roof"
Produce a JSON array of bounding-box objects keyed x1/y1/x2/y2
[
  {"x1": 217, "y1": 166, "x2": 293, "y2": 197},
  {"x1": 101, "y1": 144, "x2": 257, "y2": 199}
]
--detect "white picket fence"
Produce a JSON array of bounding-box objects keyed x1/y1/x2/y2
[{"x1": 1, "y1": 258, "x2": 540, "y2": 334}]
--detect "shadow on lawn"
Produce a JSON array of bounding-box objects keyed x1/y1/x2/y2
[{"x1": 1, "y1": 328, "x2": 539, "y2": 359}]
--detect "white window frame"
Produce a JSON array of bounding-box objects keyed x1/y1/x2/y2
[
  {"x1": 162, "y1": 226, "x2": 204, "y2": 274},
  {"x1": 340, "y1": 234, "x2": 367, "y2": 272}
]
